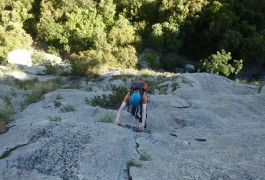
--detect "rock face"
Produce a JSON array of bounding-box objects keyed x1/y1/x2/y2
[
  {"x1": 0, "y1": 73, "x2": 265, "y2": 180},
  {"x1": 7, "y1": 49, "x2": 66, "y2": 76},
  {"x1": 7, "y1": 49, "x2": 33, "y2": 67}
]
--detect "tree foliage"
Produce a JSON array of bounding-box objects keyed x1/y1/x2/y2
[
  {"x1": 0, "y1": 0, "x2": 264, "y2": 72},
  {"x1": 201, "y1": 49, "x2": 243, "y2": 77},
  {"x1": 181, "y1": 0, "x2": 265, "y2": 65},
  {"x1": 68, "y1": 50, "x2": 101, "y2": 76},
  {"x1": 108, "y1": 15, "x2": 136, "y2": 46},
  {"x1": 0, "y1": 23, "x2": 32, "y2": 63}
]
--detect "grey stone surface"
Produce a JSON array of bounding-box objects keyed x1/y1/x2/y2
[
  {"x1": 0, "y1": 72, "x2": 264, "y2": 180},
  {"x1": 0, "y1": 84, "x2": 27, "y2": 113},
  {"x1": 7, "y1": 49, "x2": 33, "y2": 67},
  {"x1": 22, "y1": 65, "x2": 46, "y2": 75},
  {"x1": 184, "y1": 64, "x2": 195, "y2": 72}
]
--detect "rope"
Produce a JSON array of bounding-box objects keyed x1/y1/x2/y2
[
  {"x1": 116, "y1": 106, "x2": 138, "y2": 180},
  {"x1": 116, "y1": 124, "x2": 133, "y2": 180}
]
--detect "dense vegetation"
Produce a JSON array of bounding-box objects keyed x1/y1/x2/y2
[{"x1": 0, "y1": 0, "x2": 264, "y2": 75}]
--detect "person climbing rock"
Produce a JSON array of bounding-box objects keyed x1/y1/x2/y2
[{"x1": 114, "y1": 80, "x2": 148, "y2": 132}]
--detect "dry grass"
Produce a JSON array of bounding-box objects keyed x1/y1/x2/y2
[{"x1": 27, "y1": 82, "x2": 58, "y2": 104}]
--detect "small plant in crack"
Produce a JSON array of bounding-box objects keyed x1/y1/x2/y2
[
  {"x1": 49, "y1": 115, "x2": 62, "y2": 122},
  {"x1": 181, "y1": 77, "x2": 193, "y2": 86},
  {"x1": 181, "y1": 77, "x2": 189, "y2": 84},
  {"x1": 84, "y1": 87, "x2": 93, "y2": 92},
  {"x1": 0, "y1": 144, "x2": 27, "y2": 159},
  {"x1": 56, "y1": 94, "x2": 64, "y2": 100},
  {"x1": 127, "y1": 160, "x2": 142, "y2": 168},
  {"x1": 171, "y1": 82, "x2": 179, "y2": 91},
  {"x1": 99, "y1": 113, "x2": 113, "y2": 123},
  {"x1": 54, "y1": 100, "x2": 62, "y2": 108},
  {"x1": 60, "y1": 105, "x2": 75, "y2": 112},
  {"x1": 140, "y1": 154, "x2": 152, "y2": 161}
]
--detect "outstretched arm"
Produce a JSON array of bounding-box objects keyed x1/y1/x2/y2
[
  {"x1": 114, "y1": 101, "x2": 127, "y2": 125},
  {"x1": 138, "y1": 103, "x2": 147, "y2": 131}
]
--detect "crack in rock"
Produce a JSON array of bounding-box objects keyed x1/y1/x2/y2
[{"x1": 0, "y1": 144, "x2": 28, "y2": 159}]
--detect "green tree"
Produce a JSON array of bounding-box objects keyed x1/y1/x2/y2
[
  {"x1": 98, "y1": 0, "x2": 116, "y2": 27},
  {"x1": 114, "y1": 0, "x2": 143, "y2": 21},
  {"x1": 68, "y1": 50, "x2": 101, "y2": 76},
  {"x1": 158, "y1": 0, "x2": 208, "y2": 23},
  {"x1": 0, "y1": 0, "x2": 34, "y2": 25},
  {"x1": 217, "y1": 30, "x2": 243, "y2": 56},
  {"x1": 37, "y1": 0, "x2": 107, "y2": 53},
  {"x1": 112, "y1": 45, "x2": 138, "y2": 68},
  {"x1": 239, "y1": 33, "x2": 265, "y2": 65},
  {"x1": 108, "y1": 15, "x2": 136, "y2": 46},
  {"x1": 201, "y1": 49, "x2": 243, "y2": 77},
  {"x1": 181, "y1": 0, "x2": 265, "y2": 65},
  {"x1": 36, "y1": 0, "x2": 65, "y2": 51},
  {"x1": 0, "y1": 1, "x2": 34, "y2": 64},
  {"x1": 148, "y1": 23, "x2": 164, "y2": 52},
  {"x1": 148, "y1": 21, "x2": 181, "y2": 52},
  {"x1": 0, "y1": 23, "x2": 33, "y2": 63},
  {"x1": 65, "y1": 8, "x2": 107, "y2": 50}
]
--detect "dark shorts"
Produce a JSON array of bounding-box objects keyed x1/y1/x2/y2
[{"x1": 131, "y1": 105, "x2": 147, "y2": 127}]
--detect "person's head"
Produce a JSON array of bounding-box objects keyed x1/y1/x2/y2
[{"x1": 129, "y1": 92, "x2": 141, "y2": 107}]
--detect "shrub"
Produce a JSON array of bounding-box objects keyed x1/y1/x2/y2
[
  {"x1": 201, "y1": 49, "x2": 243, "y2": 77},
  {"x1": 158, "y1": 84, "x2": 168, "y2": 95},
  {"x1": 160, "y1": 57, "x2": 183, "y2": 72},
  {"x1": 31, "y1": 51, "x2": 63, "y2": 75},
  {"x1": 235, "y1": 79, "x2": 263, "y2": 86},
  {"x1": 49, "y1": 115, "x2": 61, "y2": 122},
  {"x1": 37, "y1": 3, "x2": 107, "y2": 53},
  {"x1": 54, "y1": 100, "x2": 62, "y2": 108},
  {"x1": 139, "y1": 69, "x2": 156, "y2": 78},
  {"x1": 47, "y1": 46, "x2": 59, "y2": 56},
  {"x1": 31, "y1": 51, "x2": 48, "y2": 65},
  {"x1": 171, "y1": 82, "x2": 179, "y2": 91},
  {"x1": 27, "y1": 81, "x2": 57, "y2": 104},
  {"x1": 0, "y1": 64, "x2": 20, "y2": 73},
  {"x1": 69, "y1": 50, "x2": 101, "y2": 76},
  {"x1": 56, "y1": 94, "x2": 64, "y2": 100},
  {"x1": 14, "y1": 78, "x2": 39, "y2": 90},
  {"x1": 145, "y1": 80, "x2": 159, "y2": 94},
  {"x1": 181, "y1": 77, "x2": 190, "y2": 84},
  {"x1": 0, "y1": 105, "x2": 12, "y2": 124},
  {"x1": 126, "y1": 160, "x2": 142, "y2": 168},
  {"x1": 59, "y1": 105, "x2": 75, "y2": 112},
  {"x1": 0, "y1": 101, "x2": 13, "y2": 133},
  {"x1": 148, "y1": 23, "x2": 163, "y2": 52},
  {"x1": 0, "y1": 23, "x2": 32, "y2": 64},
  {"x1": 108, "y1": 15, "x2": 136, "y2": 46},
  {"x1": 86, "y1": 86, "x2": 128, "y2": 109},
  {"x1": 44, "y1": 61, "x2": 62, "y2": 75},
  {"x1": 99, "y1": 113, "x2": 113, "y2": 123},
  {"x1": 140, "y1": 154, "x2": 152, "y2": 161},
  {"x1": 148, "y1": 22, "x2": 181, "y2": 52},
  {"x1": 143, "y1": 53, "x2": 160, "y2": 69},
  {"x1": 84, "y1": 87, "x2": 93, "y2": 92},
  {"x1": 112, "y1": 46, "x2": 138, "y2": 68}
]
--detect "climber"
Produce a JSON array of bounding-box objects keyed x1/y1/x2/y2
[{"x1": 114, "y1": 80, "x2": 148, "y2": 132}]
